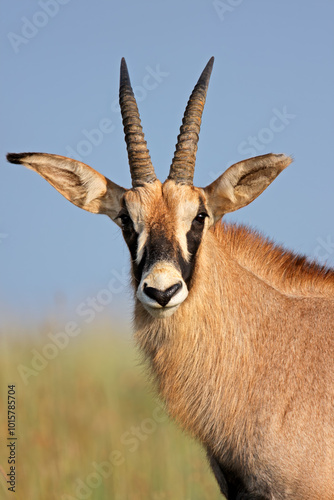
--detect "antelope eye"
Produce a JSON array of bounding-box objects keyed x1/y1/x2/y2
[
  {"x1": 121, "y1": 214, "x2": 130, "y2": 223},
  {"x1": 193, "y1": 212, "x2": 208, "y2": 225},
  {"x1": 117, "y1": 212, "x2": 132, "y2": 227}
]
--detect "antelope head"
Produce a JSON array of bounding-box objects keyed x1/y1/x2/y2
[{"x1": 7, "y1": 58, "x2": 292, "y2": 318}]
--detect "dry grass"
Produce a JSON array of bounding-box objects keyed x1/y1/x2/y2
[{"x1": 0, "y1": 324, "x2": 222, "y2": 499}]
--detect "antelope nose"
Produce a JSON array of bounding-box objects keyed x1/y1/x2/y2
[{"x1": 143, "y1": 282, "x2": 182, "y2": 307}]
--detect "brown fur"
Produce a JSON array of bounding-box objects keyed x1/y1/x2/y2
[
  {"x1": 220, "y1": 223, "x2": 334, "y2": 298},
  {"x1": 7, "y1": 119, "x2": 334, "y2": 500},
  {"x1": 7, "y1": 149, "x2": 334, "y2": 498},
  {"x1": 8, "y1": 150, "x2": 333, "y2": 497},
  {"x1": 8, "y1": 57, "x2": 334, "y2": 499},
  {"x1": 134, "y1": 215, "x2": 334, "y2": 499}
]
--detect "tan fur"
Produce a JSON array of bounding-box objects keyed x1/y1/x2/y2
[
  {"x1": 7, "y1": 133, "x2": 333, "y2": 499},
  {"x1": 218, "y1": 224, "x2": 334, "y2": 298},
  {"x1": 8, "y1": 149, "x2": 333, "y2": 497},
  {"x1": 124, "y1": 180, "x2": 206, "y2": 263},
  {"x1": 133, "y1": 183, "x2": 334, "y2": 500},
  {"x1": 9, "y1": 58, "x2": 333, "y2": 499}
]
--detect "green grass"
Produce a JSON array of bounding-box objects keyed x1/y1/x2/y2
[{"x1": 0, "y1": 325, "x2": 222, "y2": 499}]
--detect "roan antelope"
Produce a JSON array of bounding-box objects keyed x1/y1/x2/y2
[{"x1": 7, "y1": 58, "x2": 334, "y2": 499}]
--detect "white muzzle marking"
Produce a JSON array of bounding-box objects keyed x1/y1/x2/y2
[{"x1": 137, "y1": 261, "x2": 188, "y2": 318}]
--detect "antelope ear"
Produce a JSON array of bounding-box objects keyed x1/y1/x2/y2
[
  {"x1": 204, "y1": 153, "x2": 292, "y2": 221},
  {"x1": 6, "y1": 153, "x2": 126, "y2": 224}
]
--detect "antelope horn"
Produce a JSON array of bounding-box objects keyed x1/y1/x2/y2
[
  {"x1": 168, "y1": 57, "x2": 214, "y2": 185},
  {"x1": 119, "y1": 58, "x2": 157, "y2": 187}
]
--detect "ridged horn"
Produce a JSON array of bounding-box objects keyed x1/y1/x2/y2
[
  {"x1": 168, "y1": 57, "x2": 214, "y2": 185},
  {"x1": 119, "y1": 58, "x2": 157, "y2": 187}
]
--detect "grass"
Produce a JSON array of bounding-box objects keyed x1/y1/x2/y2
[{"x1": 0, "y1": 324, "x2": 222, "y2": 499}]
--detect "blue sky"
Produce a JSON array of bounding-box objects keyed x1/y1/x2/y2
[{"x1": 1, "y1": 0, "x2": 333, "y2": 326}]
